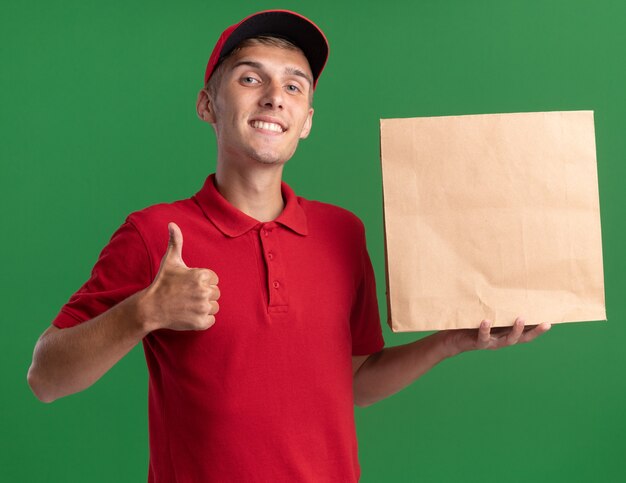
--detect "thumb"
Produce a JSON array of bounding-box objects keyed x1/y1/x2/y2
[{"x1": 161, "y1": 222, "x2": 186, "y2": 268}]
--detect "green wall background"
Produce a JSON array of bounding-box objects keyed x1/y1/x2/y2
[{"x1": 2, "y1": 0, "x2": 624, "y2": 481}]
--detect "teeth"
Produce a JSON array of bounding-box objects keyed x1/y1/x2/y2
[{"x1": 252, "y1": 121, "x2": 283, "y2": 132}]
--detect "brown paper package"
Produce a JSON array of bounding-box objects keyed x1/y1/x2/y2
[{"x1": 380, "y1": 111, "x2": 606, "y2": 332}]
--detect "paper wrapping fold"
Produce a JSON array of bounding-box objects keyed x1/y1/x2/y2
[{"x1": 380, "y1": 111, "x2": 606, "y2": 332}]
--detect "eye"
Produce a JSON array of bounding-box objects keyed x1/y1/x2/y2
[
  {"x1": 241, "y1": 76, "x2": 260, "y2": 85},
  {"x1": 286, "y1": 84, "x2": 301, "y2": 93}
]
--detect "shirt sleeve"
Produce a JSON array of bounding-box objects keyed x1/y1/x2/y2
[
  {"x1": 350, "y1": 227, "x2": 385, "y2": 356},
  {"x1": 52, "y1": 220, "x2": 153, "y2": 329}
]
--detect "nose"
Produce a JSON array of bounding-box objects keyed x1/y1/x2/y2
[{"x1": 259, "y1": 80, "x2": 284, "y2": 110}]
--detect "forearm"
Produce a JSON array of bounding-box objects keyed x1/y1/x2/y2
[
  {"x1": 353, "y1": 331, "x2": 454, "y2": 407},
  {"x1": 27, "y1": 290, "x2": 151, "y2": 403}
]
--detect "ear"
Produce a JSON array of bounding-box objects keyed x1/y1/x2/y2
[
  {"x1": 196, "y1": 88, "x2": 216, "y2": 123},
  {"x1": 299, "y1": 107, "x2": 314, "y2": 139}
]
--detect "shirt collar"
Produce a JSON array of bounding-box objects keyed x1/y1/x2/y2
[{"x1": 193, "y1": 173, "x2": 308, "y2": 238}]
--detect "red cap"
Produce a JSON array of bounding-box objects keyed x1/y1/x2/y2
[{"x1": 204, "y1": 10, "x2": 329, "y2": 90}]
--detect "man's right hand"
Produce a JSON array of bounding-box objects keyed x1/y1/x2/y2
[{"x1": 139, "y1": 222, "x2": 220, "y2": 332}]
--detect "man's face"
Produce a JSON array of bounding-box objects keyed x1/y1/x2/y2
[{"x1": 206, "y1": 44, "x2": 315, "y2": 167}]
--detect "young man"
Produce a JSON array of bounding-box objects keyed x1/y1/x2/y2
[{"x1": 28, "y1": 10, "x2": 550, "y2": 482}]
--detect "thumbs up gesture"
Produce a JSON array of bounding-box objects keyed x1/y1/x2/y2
[{"x1": 140, "y1": 222, "x2": 220, "y2": 332}]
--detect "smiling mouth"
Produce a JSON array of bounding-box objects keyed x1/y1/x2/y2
[{"x1": 251, "y1": 120, "x2": 285, "y2": 133}]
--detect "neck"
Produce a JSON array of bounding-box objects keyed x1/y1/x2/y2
[{"x1": 214, "y1": 162, "x2": 285, "y2": 222}]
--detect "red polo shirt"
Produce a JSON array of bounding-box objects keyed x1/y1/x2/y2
[{"x1": 53, "y1": 173, "x2": 385, "y2": 482}]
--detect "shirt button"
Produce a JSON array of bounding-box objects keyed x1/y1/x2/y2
[
  {"x1": 272, "y1": 280, "x2": 280, "y2": 289},
  {"x1": 267, "y1": 252, "x2": 274, "y2": 261}
]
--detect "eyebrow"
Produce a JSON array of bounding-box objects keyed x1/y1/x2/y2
[
  {"x1": 231, "y1": 60, "x2": 312, "y2": 87},
  {"x1": 285, "y1": 67, "x2": 313, "y2": 87}
]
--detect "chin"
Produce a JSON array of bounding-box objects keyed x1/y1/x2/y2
[{"x1": 249, "y1": 149, "x2": 292, "y2": 166}]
